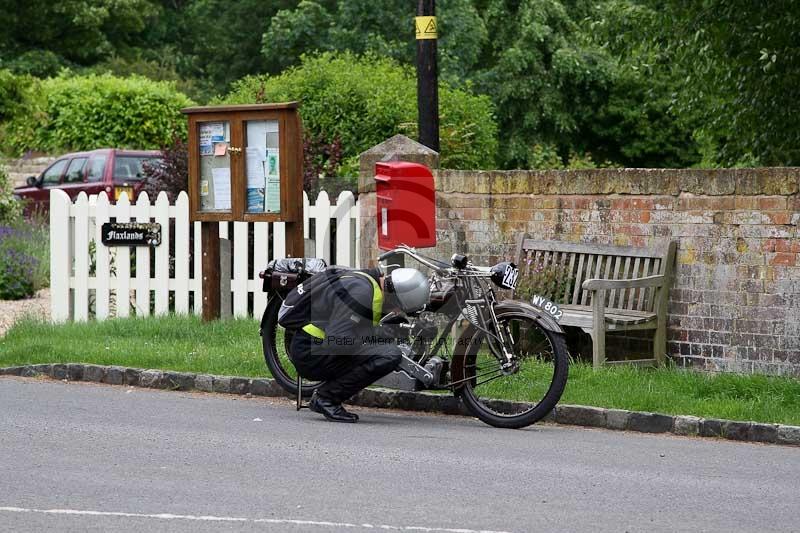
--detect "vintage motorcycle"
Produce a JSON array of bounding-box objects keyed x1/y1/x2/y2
[{"x1": 259, "y1": 245, "x2": 569, "y2": 429}]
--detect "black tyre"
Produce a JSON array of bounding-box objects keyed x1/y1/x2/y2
[
  {"x1": 457, "y1": 311, "x2": 569, "y2": 429},
  {"x1": 260, "y1": 296, "x2": 322, "y2": 398}
]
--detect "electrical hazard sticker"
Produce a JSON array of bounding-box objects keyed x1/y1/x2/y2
[{"x1": 415, "y1": 16, "x2": 437, "y2": 39}]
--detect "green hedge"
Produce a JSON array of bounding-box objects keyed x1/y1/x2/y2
[
  {"x1": 221, "y1": 52, "x2": 497, "y2": 171},
  {"x1": 1, "y1": 73, "x2": 193, "y2": 156}
]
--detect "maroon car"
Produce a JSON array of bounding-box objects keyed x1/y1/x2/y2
[{"x1": 14, "y1": 148, "x2": 162, "y2": 212}]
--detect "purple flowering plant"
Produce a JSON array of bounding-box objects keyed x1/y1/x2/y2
[
  {"x1": 0, "y1": 217, "x2": 49, "y2": 300},
  {"x1": 514, "y1": 255, "x2": 573, "y2": 304}
]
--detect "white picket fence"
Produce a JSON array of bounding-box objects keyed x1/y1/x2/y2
[{"x1": 50, "y1": 189, "x2": 361, "y2": 323}]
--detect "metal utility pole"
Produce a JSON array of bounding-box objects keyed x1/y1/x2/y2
[{"x1": 416, "y1": 0, "x2": 440, "y2": 153}]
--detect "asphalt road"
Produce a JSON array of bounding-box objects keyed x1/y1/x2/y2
[{"x1": 1, "y1": 377, "x2": 798, "y2": 533}]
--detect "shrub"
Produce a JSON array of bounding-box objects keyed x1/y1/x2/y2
[
  {"x1": 0, "y1": 226, "x2": 40, "y2": 300},
  {"x1": 0, "y1": 165, "x2": 22, "y2": 225},
  {"x1": 141, "y1": 137, "x2": 189, "y2": 202},
  {"x1": 515, "y1": 257, "x2": 573, "y2": 304},
  {"x1": 220, "y1": 52, "x2": 498, "y2": 173},
  {"x1": 1, "y1": 73, "x2": 194, "y2": 156}
]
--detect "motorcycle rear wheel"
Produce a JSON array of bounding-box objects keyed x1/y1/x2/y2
[
  {"x1": 260, "y1": 296, "x2": 323, "y2": 398},
  {"x1": 457, "y1": 312, "x2": 569, "y2": 429}
]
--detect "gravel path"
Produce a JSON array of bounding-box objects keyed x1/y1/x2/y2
[{"x1": 0, "y1": 289, "x2": 50, "y2": 336}]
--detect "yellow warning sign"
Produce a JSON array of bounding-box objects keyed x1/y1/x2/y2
[{"x1": 415, "y1": 16, "x2": 437, "y2": 40}]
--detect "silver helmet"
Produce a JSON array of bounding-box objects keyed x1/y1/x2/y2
[{"x1": 385, "y1": 268, "x2": 430, "y2": 313}]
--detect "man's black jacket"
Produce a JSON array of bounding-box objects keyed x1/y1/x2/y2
[{"x1": 280, "y1": 269, "x2": 385, "y2": 355}]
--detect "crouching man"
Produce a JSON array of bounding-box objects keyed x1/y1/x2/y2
[{"x1": 278, "y1": 267, "x2": 430, "y2": 422}]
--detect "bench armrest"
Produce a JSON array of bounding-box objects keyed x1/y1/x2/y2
[{"x1": 582, "y1": 274, "x2": 665, "y2": 291}]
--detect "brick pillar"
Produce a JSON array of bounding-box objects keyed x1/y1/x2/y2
[{"x1": 357, "y1": 135, "x2": 439, "y2": 267}]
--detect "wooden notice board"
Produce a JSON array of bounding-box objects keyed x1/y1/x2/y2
[{"x1": 182, "y1": 103, "x2": 304, "y2": 319}]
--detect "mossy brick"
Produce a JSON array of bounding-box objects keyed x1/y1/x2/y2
[
  {"x1": 194, "y1": 374, "x2": 214, "y2": 392},
  {"x1": 627, "y1": 412, "x2": 674, "y2": 433},
  {"x1": 102, "y1": 366, "x2": 125, "y2": 385},
  {"x1": 51, "y1": 364, "x2": 68, "y2": 380},
  {"x1": 230, "y1": 377, "x2": 251, "y2": 395},
  {"x1": 139, "y1": 370, "x2": 163, "y2": 388},
  {"x1": 556, "y1": 405, "x2": 607, "y2": 428},
  {"x1": 672, "y1": 415, "x2": 702, "y2": 436},
  {"x1": 749, "y1": 423, "x2": 779, "y2": 443},
  {"x1": 124, "y1": 368, "x2": 141, "y2": 386},
  {"x1": 66, "y1": 364, "x2": 84, "y2": 381},
  {"x1": 212, "y1": 376, "x2": 232, "y2": 393},
  {"x1": 83, "y1": 365, "x2": 106, "y2": 382},
  {"x1": 777, "y1": 425, "x2": 800, "y2": 446}
]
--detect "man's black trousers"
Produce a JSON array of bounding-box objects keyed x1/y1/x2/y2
[{"x1": 289, "y1": 331, "x2": 402, "y2": 404}]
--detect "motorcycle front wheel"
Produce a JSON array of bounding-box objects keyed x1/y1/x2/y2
[
  {"x1": 260, "y1": 296, "x2": 323, "y2": 398},
  {"x1": 456, "y1": 311, "x2": 569, "y2": 429}
]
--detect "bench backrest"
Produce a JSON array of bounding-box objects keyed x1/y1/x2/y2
[{"x1": 515, "y1": 237, "x2": 677, "y2": 312}]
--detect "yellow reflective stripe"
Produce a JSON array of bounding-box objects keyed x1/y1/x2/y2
[
  {"x1": 349, "y1": 271, "x2": 383, "y2": 326},
  {"x1": 302, "y1": 323, "x2": 325, "y2": 339}
]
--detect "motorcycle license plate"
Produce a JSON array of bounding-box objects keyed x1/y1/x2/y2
[
  {"x1": 500, "y1": 264, "x2": 519, "y2": 289},
  {"x1": 530, "y1": 294, "x2": 563, "y2": 322}
]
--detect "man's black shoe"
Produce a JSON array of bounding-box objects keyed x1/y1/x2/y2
[{"x1": 308, "y1": 392, "x2": 359, "y2": 423}]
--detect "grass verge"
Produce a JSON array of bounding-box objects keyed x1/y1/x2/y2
[{"x1": 1, "y1": 315, "x2": 799, "y2": 426}]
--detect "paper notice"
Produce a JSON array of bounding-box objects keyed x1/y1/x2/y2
[
  {"x1": 208, "y1": 122, "x2": 225, "y2": 141},
  {"x1": 200, "y1": 180, "x2": 209, "y2": 196},
  {"x1": 211, "y1": 167, "x2": 231, "y2": 210},
  {"x1": 266, "y1": 175, "x2": 280, "y2": 213},
  {"x1": 267, "y1": 152, "x2": 279, "y2": 177},
  {"x1": 381, "y1": 207, "x2": 388, "y2": 236},
  {"x1": 246, "y1": 147, "x2": 267, "y2": 188},
  {"x1": 214, "y1": 142, "x2": 228, "y2": 156}
]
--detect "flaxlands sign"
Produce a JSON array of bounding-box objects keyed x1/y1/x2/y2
[{"x1": 101, "y1": 222, "x2": 162, "y2": 247}]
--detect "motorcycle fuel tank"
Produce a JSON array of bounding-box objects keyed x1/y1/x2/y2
[{"x1": 374, "y1": 162, "x2": 436, "y2": 250}]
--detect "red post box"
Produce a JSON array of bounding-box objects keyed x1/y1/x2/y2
[{"x1": 374, "y1": 161, "x2": 436, "y2": 250}]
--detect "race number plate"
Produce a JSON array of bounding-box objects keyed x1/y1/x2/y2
[
  {"x1": 501, "y1": 264, "x2": 519, "y2": 290},
  {"x1": 530, "y1": 294, "x2": 563, "y2": 322}
]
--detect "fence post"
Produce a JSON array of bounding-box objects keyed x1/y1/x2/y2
[
  {"x1": 115, "y1": 192, "x2": 132, "y2": 318},
  {"x1": 153, "y1": 192, "x2": 170, "y2": 315},
  {"x1": 50, "y1": 189, "x2": 72, "y2": 323},
  {"x1": 174, "y1": 192, "x2": 190, "y2": 314},
  {"x1": 313, "y1": 190, "x2": 331, "y2": 263},
  {"x1": 232, "y1": 221, "x2": 249, "y2": 317},
  {"x1": 134, "y1": 192, "x2": 152, "y2": 316},
  {"x1": 73, "y1": 192, "x2": 90, "y2": 322},
  {"x1": 253, "y1": 222, "x2": 269, "y2": 318},
  {"x1": 334, "y1": 191, "x2": 355, "y2": 266},
  {"x1": 94, "y1": 193, "x2": 111, "y2": 319}
]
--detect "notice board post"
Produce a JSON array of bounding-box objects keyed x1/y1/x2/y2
[{"x1": 182, "y1": 103, "x2": 304, "y2": 321}]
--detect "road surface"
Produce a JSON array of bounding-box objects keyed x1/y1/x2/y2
[{"x1": 0, "y1": 377, "x2": 797, "y2": 532}]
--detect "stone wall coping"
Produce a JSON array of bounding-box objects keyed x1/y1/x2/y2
[{"x1": 434, "y1": 167, "x2": 800, "y2": 197}]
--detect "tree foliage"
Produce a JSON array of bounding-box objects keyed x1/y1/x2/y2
[
  {"x1": 1, "y1": 73, "x2": 192, "y2": 156},
  {"x1": 641, "y1": 0, "x2": 800, "y2": 166},
  {"x1": 221, "y1": 52, "x2": 497, "y2": 172}
]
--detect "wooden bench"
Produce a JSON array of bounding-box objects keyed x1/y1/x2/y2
[{"x1": 515, "y1": 236, "x2": 677, "y2": 368}]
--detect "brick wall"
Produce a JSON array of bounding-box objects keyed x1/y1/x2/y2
[
  {"x1": 359, "y1": 167, "x2": 800, "y2": 376},
  {"x1": 1, "y1": 156, "x2": 56, "y2": 187}
]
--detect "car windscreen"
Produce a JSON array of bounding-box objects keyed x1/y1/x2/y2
[{"x1": 112, "y1": 156, "x2": 162, "y2": 182}]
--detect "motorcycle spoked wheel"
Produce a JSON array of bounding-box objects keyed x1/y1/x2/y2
[
  {"x1": 457, "y1": 312, "x2": 569, "y2": 429},
  {"x1": 261, "y1": 297, "x2": 323, "y2": 398}
]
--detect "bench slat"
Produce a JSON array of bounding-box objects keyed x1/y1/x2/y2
[
  {"x1": 572, "y1": 253, "x2": 586, "y2": 305},
  {"x1": 608, "y1": 254, "x2": 623, "y2": 309},
  {"x1": 603, "y1": 254, "x2": 614, "y2": 306},
  {"x1": 522, "y1": 239, "x2": 664, "y2": 258},
  {"x1": 627, "y1": 257, "x2": 641, "y2": 309},
  {"x1": 617, "y1": 256, "x2": 632, "y2": 309},
  {"x1": 565, "y1": 252, "x2": 577, "y2": 303},
  {"x1": 638, "y1": 257, "x2": 652, "y2": 310},
  {"x1": 580, "y1": 254, "x2": 594, "y2": 306}
]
